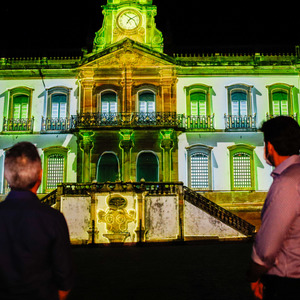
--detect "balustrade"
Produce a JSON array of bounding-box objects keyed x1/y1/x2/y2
[
  {"x1": 224, "y1": 114, "x2": 257, "y2": 131},
  {"x1": 3, "y1": 117, "x2": 34, "y2": 132}
]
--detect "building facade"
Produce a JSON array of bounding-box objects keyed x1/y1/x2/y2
[{"x1": 0, "y1": 0, "x2": 299, "y2": 225}]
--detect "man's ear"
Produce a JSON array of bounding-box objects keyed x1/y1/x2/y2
[{"x1": 267, "y1": 141, "x2": 275, "y2": 156}]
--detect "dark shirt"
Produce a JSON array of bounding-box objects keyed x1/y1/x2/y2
[{"x1": 0, "y1": 190, "x2": 74, "y2": 299}]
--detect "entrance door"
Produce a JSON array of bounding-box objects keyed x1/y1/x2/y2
[
  {"x1": 136, "y1": 152, "x2": 159, "y2": 182},
  {"x1": 97, "y1": 153, "x2": 119, "y2": 182}
]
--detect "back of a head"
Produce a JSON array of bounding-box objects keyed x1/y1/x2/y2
[
  {"x1": 4, "y1": 142, "x2": 42, "y2": 190},
  {"x1": 260, "y1": 116, "x2": 300, "y2": 156}
]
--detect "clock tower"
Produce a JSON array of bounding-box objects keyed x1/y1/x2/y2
[{"x1": 93, "y1": 0, "x2": 164, "y2": 53}]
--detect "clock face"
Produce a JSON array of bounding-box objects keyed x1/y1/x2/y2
[{"x1": 118, "y1": 10, "x2": 140, "y2": 30}]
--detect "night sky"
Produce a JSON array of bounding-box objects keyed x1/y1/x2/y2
[{"x1": 0, "y1": 1, "x2": 298, "y2": 57}]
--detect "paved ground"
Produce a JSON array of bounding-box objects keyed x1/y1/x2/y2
[{"x1": 68, "y1": 240, "x2": 254, "y2": 300}]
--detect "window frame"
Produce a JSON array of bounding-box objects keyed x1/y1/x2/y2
[
  {"x1": 47, "y1": 87, "x2": 71, "y2": 119},
  {"x1": 185, "y1": 84, "x2": 212, "y2": 116},
  {"x1": 42, "y1": 146, "x2": 68, "y2": 193},
  {"x1": 8, "y1": 87, "x2": 34, "y2": 119},
  {"x1": 96, "y1": 151, "x2": 120, "y2": 182},
  {"x1": 138, "y1": 89, "x2": 156, "y2": 113},
  {"x1": 186, "y1": 144, "x2": 213, "y2": 190},
  {"x1": 228, "y1": 144, "x2": 255, "y2": 191},
  {"x1": 266, "y1": 83, "x2": 294, "y2": 116},
  {"x1": 226, "y1": 84, "x2": 253, "y2": 116},
  {"x1": 99, "y1": 90, "x2": 118, "y2": 114}
]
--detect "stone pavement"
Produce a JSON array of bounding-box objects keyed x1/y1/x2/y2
[{"x1": 68, "y1": 241, "x2": 254, "y2": 300}]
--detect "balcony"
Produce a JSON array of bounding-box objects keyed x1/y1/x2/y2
[
  {"x1": 180, "y1": 114, "x2": 215, "y2": 131},
  {"x1": 2, "y1": 117, "x2": 34, "y2": 133},
  {"x1": 266, "y1": 113, "x2": 298, "y2": 121},
  {"x1": 224, "y1": 114, "x2": 257, "y2": 132},
  {"x1": 73, "y1": 112, "x2": 181, "y2": 128},
  {"x1": 41, "y1": 117, "x2": 75, "y2": 133}
]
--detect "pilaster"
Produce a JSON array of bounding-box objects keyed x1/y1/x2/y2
[
  {"x1": 160, "y1": 129, "x2": 174, "y2": 182},
  {"x1": 119, "y1": 129, "x2": 134, "y2": 181},
  {"x1": 79, "y1": 131, "x2": 95, "y2": 182}
]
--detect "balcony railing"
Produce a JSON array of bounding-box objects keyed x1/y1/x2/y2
[
  {"x1": 3, "y1": 117, "x2": 34, "y2": 132},
  {"x1": 180, "y1": 114, "x2": 215, "y2": 130},
  {"x1": 41, "y1": 117, "x2": 74, "y2": 132},
  {"x1": 73, "y1": 112, "x2": 181, "y2": 128},
  {"x1": 224, "y1": 114, "x2": 257, "y2": 131},
  {"x1": 266, "y1": 113, "x2": 297, "y2": 121}
]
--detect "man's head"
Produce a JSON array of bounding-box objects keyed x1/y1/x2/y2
[
  {"x1": 260, "y1": 116, "x2": 300, "y2": 166},
  {"x1": 4, "y1": 142, "x2": 42, "y2": 191}
]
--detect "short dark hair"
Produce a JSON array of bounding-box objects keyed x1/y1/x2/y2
[
  {"x1": 4, "y1": 142, "x2": 42, "y2": 190},
  {"x1": 260, "y1": 116, "x2": 300, "y2": 156}
]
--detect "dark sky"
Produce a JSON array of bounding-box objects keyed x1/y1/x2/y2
[{"x1": 0, "y1": 1, "x2": 298, "y2": 57}]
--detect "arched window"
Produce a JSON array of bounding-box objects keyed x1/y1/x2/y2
[
  {"x1": 47, "y1": 87, "x2": 70, "y2": 119},
  {"x1": 226, "y1": 84, "x2": 253, "y2": 116},
  {"x1": 96, "y1": 152, "x2": 119, "y2": 182},
  {"x1": 9, "y1": 87, "x2": 33, "y2": 120},
  {"x1": 185, "y1": 84, "x2": 212, "y2": 116},
  {"x1": 101, "y1": 91, "x2": 117, "y2": 113},
  {"x1": 228, "y1": 144, "x2": 255, "y2": 191},
  {"x1": 136, "y1": 152, "x2": 159, "y2": 182},
  {"x1": 267, "y1": 83, "x2": 294, "y2": 117},
  {"x1": 139, "y1": 91, "x2": 155, "y2": 113},
  {"x1": 186, "y1": 145, "x2": 213, "y2": 190}
]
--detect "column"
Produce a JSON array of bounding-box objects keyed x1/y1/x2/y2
[
  {"x1": 119, "y1": 129, "x2": 134, "y2": 182},
  {"x1": 79, "y1": 131, "x2": 95, "y2": 182},
  {"x1": 160, "y1": 129, "x2": 174, "y2": 182}
]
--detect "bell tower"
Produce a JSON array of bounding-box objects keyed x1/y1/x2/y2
[{"x1": 93, "y1": 0, "x2": 164, "y2": 53}]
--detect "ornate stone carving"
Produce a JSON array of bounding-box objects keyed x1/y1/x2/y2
[{"x1": 98, "y1": 194, "x2": 136, "y2": 243}]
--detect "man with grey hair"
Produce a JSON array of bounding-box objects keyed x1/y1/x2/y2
[{"x1": 0, "y1": 142, "x2": 74, "y2": 300}]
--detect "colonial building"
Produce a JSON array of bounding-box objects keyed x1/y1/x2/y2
[{"x1": 0, "y1": 0, "x2": 299, "y2": 243}]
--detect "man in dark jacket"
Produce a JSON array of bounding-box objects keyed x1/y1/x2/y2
[{"x1": 0, "y1": 142, "x2": 74, "y2": 300}]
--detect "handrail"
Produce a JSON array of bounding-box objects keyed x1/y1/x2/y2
[
  {"x1": 40, "y1": 189, "x2": 57, "y2": 206},
  {"x1": 183, "y1": 186, "x2": 256, "y2": 237}
]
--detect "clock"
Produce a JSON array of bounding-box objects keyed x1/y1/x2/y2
[{"x1": 118, "y1": 10, "x2": 141, "y2": 30}]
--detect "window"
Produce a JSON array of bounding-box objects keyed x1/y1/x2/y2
[
  {"x1": 47, "y1": 87, "x2": 71, "y2": 119},
  {"x1": 43, "y1": 147, "x2": 67, "y2": 192},
  {"x1": 9, "y1": 87, "x2": 33, "y2": 119},
  {"x1": 46, "y1": 154, "x2": 65, "y2": 190},
  {"x1": 226, "y1": 84, "x2": 253, "y2": 116},
  {"x1": 185, "y1": 84, "x2": 212, "y2": 116},
  {"x1": 267, "y1": 83, "x2": 294, "y2": 117},
  {"x1": 51, "y1": 94, "x2": 67, "y2": 118},
  {"x1": 231, "y1": 91, "x2": 247, "y2": 116},
  {"x1": 136, "y1": 152, "x2": 159, "y2": 182},
  {"x1": 228, "y1": 144, "x2": 255, "y2": 191},
  {"x1": 13, "y1": 95, "x2": 29, "y2": 119},
  {"x1": 190, "y1": 92, "x2": 206, "y2": 116},
  {"x1": 96, "y1": 152, "x2": 119, "y2": 182},
  {"x1": 186, "y1": 145, "x2": 213, "y2": 190},
  {"x1": 139, "y1": 91, "x2": 155, "y2": 113},
  {"x1": 190, "y1": 153, "x2": 209, "y2": 189},
  {"x1": 101, "y1": 91, "x2": 117, "y2": 113}
]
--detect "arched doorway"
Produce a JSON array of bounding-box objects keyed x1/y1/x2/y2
[
  {"x1": 136, "y1": 152, "x2": 159, "y2": 182},
  {"x1": 97, "y1": 152, "x2": 119, "y2": 182}
]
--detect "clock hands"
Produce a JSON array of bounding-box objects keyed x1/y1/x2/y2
[{"x1": 124, "y1": 13, "x2": 139, "y2": 27}]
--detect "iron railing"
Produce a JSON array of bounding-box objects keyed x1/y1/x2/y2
[
  {"x1": 183, "y1": 186, "x2": 256, "y2": 237},
  {"x1": 180, "y1": 114, "x2": 214, "y2": 130},
  {"x1": 3, "y1": 117, "x2": 34, "y2": 132},
  {"x1": 266, "y1": 113, "x2": 297, "y2": 121},
  {"x1": 41, "y1": 117, "x2": 74, "y2": 132},
  {"x1": 73, "y1": 112, "x2": 180, "y2": 128},
  {"x1": 224, "y1": 114, "x2": 257, "y2": 131}
]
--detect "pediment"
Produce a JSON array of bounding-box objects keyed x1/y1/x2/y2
[{"x1": 79, "y1": 39, "x2": 175, "y2": 70}]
